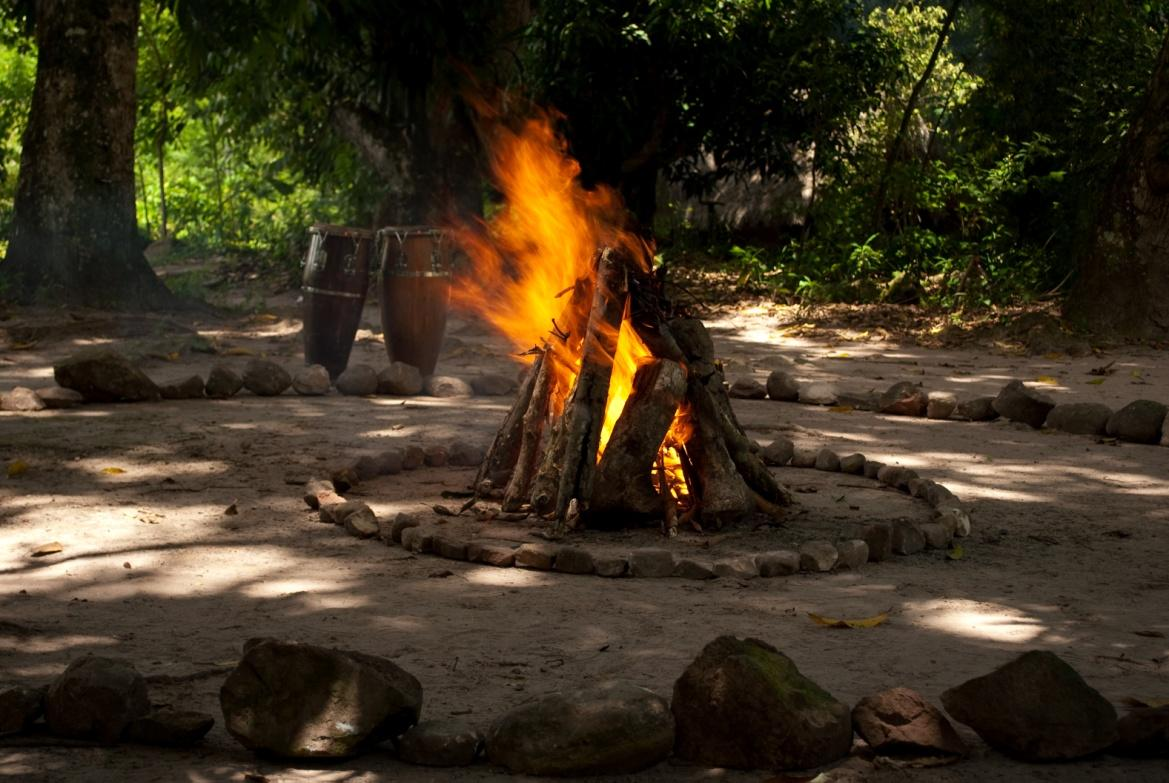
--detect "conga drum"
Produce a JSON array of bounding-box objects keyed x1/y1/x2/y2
[
  {"x1": 301, "y1": 224, "x2": 374, "y2": 379},
  {"x1": 377, "y1": 226, "x2": 452, "y2": 376}
]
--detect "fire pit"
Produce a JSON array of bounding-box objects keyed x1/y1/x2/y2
[{"x1": 452, "y1": 112, "x2": 789, "y2": 536}]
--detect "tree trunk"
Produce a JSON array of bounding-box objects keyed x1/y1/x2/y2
[
  {"x1": 0, "y1": 0, "x2": 172, "y2": 309},
  {"x1": 871, "y1": 0, "x2": 961, "y2": 231},
  {"x1": 1065, "y1": 33, "x2": 1169, "y2": 338}
]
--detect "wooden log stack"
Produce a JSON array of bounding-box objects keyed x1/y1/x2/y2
[{"x1": 476, "y1": 247, "x2": 792, "y2": 534}]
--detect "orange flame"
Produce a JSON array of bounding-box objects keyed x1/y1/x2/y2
[{"x1": 451, "y1": 107, "x2": 691, "y2": 504}]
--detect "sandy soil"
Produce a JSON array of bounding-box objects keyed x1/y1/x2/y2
[{"x1": 2, "y1": 293, "x2": 1168, "y2": 783}]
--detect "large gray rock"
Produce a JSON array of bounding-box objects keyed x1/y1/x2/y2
[
  {"x1": 728, "y1": 377, "x2": 767, "y2": 399},
  {"x1": 398, "y1": 719, "x2": 484, "y2": 766},
  {"x1": 125, "y1": 707, "x2": 214, "y2": 746},
  {"x1": 766, "y1": 370, "x2": 800, "y2": 401},
  {"x1": 629, "y1": 549, "x2": 675, "y2": 578},
  {"x1": 220, "y1": 638, "x2": 422, "y2": 757},
  {"x1": 292, "y1": 365, "x2": 331, "y2": 395},
  {"x1": 0, "y1": 685, "x2": 46, "y2": 734},
  {"x1": 205, "y1": 364, "x2": 243, "y2": 399},
  {"x1": 926, "y1": 391, "x2": 958, "y2": 420},
  {"x1": 242, "y1": 359, "x2": 291, "y2": 396},
  {"x1": 45, "y1": 656, "x2": 150, "y2": 742},
  {"x1": 799, "y1": 540, "x2": 839, "y2": 572},
  {"x1": 1106, "y1": 400, "x2": 1168, "y2": 444},
  {"x1": 487, "y1": 680, "x2": 673, "y2": 776},
  {"x1": 762, "y1": 437, "x2": 795, "y2": 466},
  {"x1": 1, "y1": 387, "x2": 46, "y2": 411},
  {"x1": 424, "y1": 375, "x2": 473, "y2": 398},
  {"x1": 992, "y1": 380, "x2": 1055, "y2": 428},
  {"x1": 955, "y1": 396, "x2": 998, "y2": 422},
  {"x1": 672, "y1": 636, "x2": 851, "y2": 770},
  {"x1": 53, "y1": 350, "x2": 160, "y2": 403},
  {"x1": 448, "y1": 440, "x2": 486, "y2": 467},
  {"x1": 941, "y1": 650, "x2": 1117, "y2": 761},
  {"x1": 814, "y1": 449, "x2": 841, "y2": 472},
  {"x1": 336, "y1": 364, "x2": 379, "y2": 396},
  {"x1": 879, "y1": 382, "x2": 928, "y2": 417},
  {"x1": 852, "y1": 687, "x2": 967, "y2": 758},
  {"x1": 378, "y1": 362, "x2": 424, "y2": 395},
  {"x1": 798, "y1": 382, "x2": 837, "y2": 406},
  {"x1": 1045, "y1": 402, "x2": 1113, "y2": 436},
  {"x1": 159, "y1": 375, "x2": 205, "y2": 400}
]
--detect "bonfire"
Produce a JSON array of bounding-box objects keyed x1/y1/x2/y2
[{"x1": 452, "y1": 112, "x2": 791, "y2": 536}]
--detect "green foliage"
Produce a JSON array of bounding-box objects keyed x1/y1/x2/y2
[
  {"x1": 0, "y1": 14, "x2": 32, "y2": 247},
  {"x1": 0, "y1": 0, "x2": 1164, "y2": 312}
]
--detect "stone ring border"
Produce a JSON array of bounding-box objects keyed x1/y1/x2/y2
[{"x1": 308, "y1": 444, "x2": 972, "y2": 581}]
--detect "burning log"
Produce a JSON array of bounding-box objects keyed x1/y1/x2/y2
[
  {"x1": 592, "y1": 358, "x2": 687, "y2": 520},
  {"x1": 532, "y1": 249, "x2": 628, "y2": 526},
  {"x1": 476, "y1": 248, "x2": 790, "y2": 534},
  {"x1": 502, "y1": 350, "x2": 554, "y2": 511}
]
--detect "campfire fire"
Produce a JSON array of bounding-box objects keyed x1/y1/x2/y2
[{"x1": 452, "y1": 109, "x2": 789, "y2": 533}]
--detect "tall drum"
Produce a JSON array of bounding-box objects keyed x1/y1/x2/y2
[
  {"x1": 377, "y1": 226, "x2": 452, "y2": 377},
  {"x1": 301, "y1": 224, "x2": 374, "y2": 379}
]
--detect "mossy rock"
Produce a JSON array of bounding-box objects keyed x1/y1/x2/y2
[{"x1": 672, "y1": 636, "x2": 852, "y2": 770}]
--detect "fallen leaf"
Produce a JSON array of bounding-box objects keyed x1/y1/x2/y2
[
  {"x1": 808, "y1": 610, "x2": 890, "y2": 629},
  {"x1": 1088, "y1": 361, "x2": 1116, "y2": 376},
  {"x1": 165, "y1": 351, "x2": 181, "y2": 361},
  {"x1": 101, "y1": 467, "x2": 126, "y2": 475},
  {"x1": 1133, "y1": 630, "x2": 1165, "y2": 639},
  {"x1": 946, "y1": 544, "x2": 965, "y2": 561},
  {"x1": 428, "y1": 570, "x2": 454, "y2": 578},
  {"x1": 1131, "y1": 369, "x2": 1144, "y2": 379},
  {"x1": 827, "y1": 352, "x2": 851, "y2": 359},
  {"x1": 1035, "y1": 375, "x2": 1060, "y2": 385},
  {"x1": 223, "y1": 502, "x2": 238, "y2": 516},
  {"x1": 123, "y1": 562, "x2": 132, "y2": 569},
  {"x1": 1086, "y1": 378, "x2": 1106, "y2": 385},
  {"x1": 432, "y1": 504, "x2": 456, "y2": 516},
  {"x1": 7, "y1": 459, "x2": 29, "y2": 478},
  {"x1": 828, "y1": 405, "x2": 854, "y2": 413},
  {"x1": 221, "y1": 347, "x2": 255, "y2": 357},
  {"x1": 8, "y1": 340, "x2": 38, "y2": 350},
  {"x1": 31, "y1": 542, "x2": 63, "y2": 557}
]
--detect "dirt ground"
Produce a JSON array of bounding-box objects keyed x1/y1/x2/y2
[{"x1": 2, "y1": 287, "x2": 1168, "y2": 782}]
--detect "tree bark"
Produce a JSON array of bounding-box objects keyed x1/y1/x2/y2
[
  {"x1": 1065, "y1": 32, "x2": 1169, "y2": 338},
  {"x1": 0, "y1": 0, "x2": 173, "y2": 309}
]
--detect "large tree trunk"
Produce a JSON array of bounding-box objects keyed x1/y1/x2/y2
[
  {"x1": 1065, "y1": 33, "x2": 1169, "y2": 337},
  {"x1": 0, "y1": 0, "x2": 173, "y2": 309}
]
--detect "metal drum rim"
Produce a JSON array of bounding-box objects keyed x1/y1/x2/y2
[
  {"x1": 375, "y1": 225, "x2": 446, "y2": 238},
  {"x1": 309, "y1": 223, "x2": 376, "y2": 239}
]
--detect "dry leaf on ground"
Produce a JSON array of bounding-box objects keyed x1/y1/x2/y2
[
  {"x1": 31, "y1": 542, "x2": 63, "y2": 557},
  {"x1": 808, "y1": 610, "x2": 890, "y2": 629}
]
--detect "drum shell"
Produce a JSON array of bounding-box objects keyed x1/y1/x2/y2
[
  {"x1": 302, "y1": 226, "x2": 373, "y2": 379},
  {"x1": 378, "y1": 228, "x2": 452, "y2": 377}
]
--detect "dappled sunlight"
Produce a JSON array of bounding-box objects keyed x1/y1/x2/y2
[
  {"x1": 465, "y1": 566, "x2": 556, "y2": 588},
  {"x1": 0, "y1": 633, "x2": 117, "y2": 655},
  {"x1": 907, "y1": 599, "x2": 1048, "y2": 643}
]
